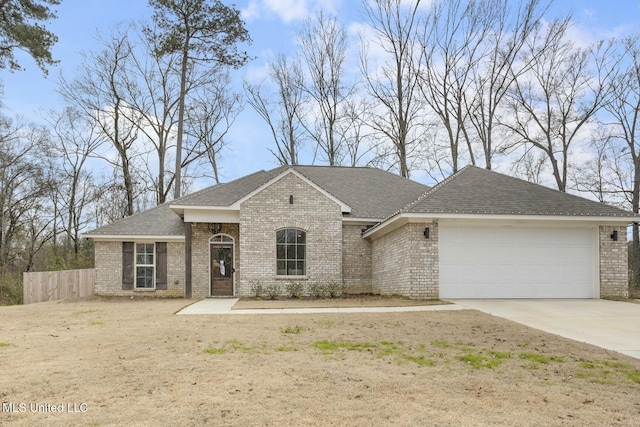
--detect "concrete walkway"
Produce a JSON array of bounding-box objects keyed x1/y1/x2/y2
[
  {"x1": 176, "y1": 298, "x2": 465, "y2": 315},
  {"x1": 453, "y1": 299, "x2": 640, "y2": 360}
]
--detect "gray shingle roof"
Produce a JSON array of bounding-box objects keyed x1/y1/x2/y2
[
  {"x1": 291, "y1": 166, "x2": 430, "y2": 219},
  {"x1": 171, "y1": 168, "x2": 286, "y2": 207},
  {"x1": 85, "y1": 165, "x2": 431, "y2": 237},
  {"x1": 404, "y1": 166, "x2": 637, "y2": 217},
  {"x1": 88, "y1": 165, "x2": 633, "y2": 239},
  {"x1": 84, "y1": 203, "x2": 185, "y2": 237},
  {"x1": 171, "y1": 165, "x2": 430, "y2": 219}
]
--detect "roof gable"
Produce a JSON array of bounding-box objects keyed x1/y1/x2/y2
[{"x1": 235, "y1": 167, "x2": 353, "y2": 213}]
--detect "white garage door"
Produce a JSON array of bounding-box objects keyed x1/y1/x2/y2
[{"x1": 439, "y1": 224, "x2": 597, "y2": 298}]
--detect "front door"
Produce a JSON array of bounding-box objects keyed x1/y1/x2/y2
[{"x1": 210, "y1": 244, "x2": 234, "y2": 296}]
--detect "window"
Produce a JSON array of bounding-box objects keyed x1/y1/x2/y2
[
  {"x1": 276, "y1": 229, "x2": 306, "y2": 276},
  {"x1": 211, "y1": 235, "x2": 234, "y2": 243},
  {"x1": 135, "y1": 243, "x2": 155, "y2": 289}
]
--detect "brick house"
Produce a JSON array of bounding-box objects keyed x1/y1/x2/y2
[{"x1": 85, "y1": 165, "x2": 637, "y2": 299}]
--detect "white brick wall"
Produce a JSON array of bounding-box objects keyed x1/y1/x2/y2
[
  {"x1": 238, "y1": 172, "x2": 343, "y2": 296},
  {"x1": 371, "y1": 221, "x2": 439, "y2": 299},
  {"x1": 342, "y1": 224, "x2": 373, "y2": 294},
  {"x1": 599, "y1": 225, "x2": 629, "y2": 298}
]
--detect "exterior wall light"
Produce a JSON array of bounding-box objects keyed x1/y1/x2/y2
[
  {"x1": 424, "y1": 227, "x2": 430, "y2": 239},
  {"x1": 610, "y1": 230, "x2": 618, "y2": 241}
]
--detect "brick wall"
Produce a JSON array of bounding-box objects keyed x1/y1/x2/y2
[
  {"x1": 599, "y1": 225, "x2": 629, "y2": 298},
  {"x1": 238, "y1": 172, "x2": 343, "y2": 296},
  {"x1": 342, "y1": 224, "x2": 373, "y2": 294},
  {"x1": 95, "y1": 241, "x2": 121, "y2": 294},
  {"x1": 191, "y1": 223, "x2": 240, "y2": 298},
  {"x1": 94, "y1": 240, "x2": 185, "y2": 297},
  {"x1": 371, "y1": 221, "x2": 439, "y2": 299}
]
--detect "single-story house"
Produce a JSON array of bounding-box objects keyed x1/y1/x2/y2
[{"x1": 85, "y1": 165, "x2": 637, "y2": 299}]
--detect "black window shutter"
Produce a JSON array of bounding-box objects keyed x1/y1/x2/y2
[
  {"x1": 122, "y1": 242, "x2": 134, "y2": 290},
  {"x1": 156, "y1": 242, "x2": 167, "y2": 290}
]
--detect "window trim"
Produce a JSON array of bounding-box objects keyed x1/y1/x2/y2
[
  {"x1": 135, "y1": 242, "x2": 156, "y2": 290},
  {"x1": 275, "y1": 228, "x2": 307, "y2": 278}
]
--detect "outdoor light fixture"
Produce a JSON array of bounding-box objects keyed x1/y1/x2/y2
[
  {"x1": 611, "y1": 230, "x2": 618, "y2": 241},
  {"x1": 209, "y1": 223, "x2": 223, "y2": 235},
  {"x1": 424, "y1": 227, "x2": 430, "y2": 239},
  {"x1": 289, "y1": 195, "x2": 294, "y2": 204}
]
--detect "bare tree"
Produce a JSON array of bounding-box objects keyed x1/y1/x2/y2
[
  {"x1": 360, "y1": 0, "x2": 425, "y2": 178},
  {"x1": 417, "y1": 0, "x2": 491, "y2": 173},
  {"x1": 184, "y1": 70, "x2": 243, "y2": 184},
  {"x1": 299, "y1": 11, "x2": 355, "y2": 165},
  {"x1": 337, "y1": 96, "x2": 379, "y2": 167},
  {"x1": 244, "y1": 54, "x2": 306, "y2": 165},
  {"x1": 59, "y1": 27, "x2": 141, "y2": 216},
  {"x1": 0, "y1": 116, "x2": 52, "y2": 274},
  {"x1": 45, "y1": 107, "x2": 103, "y2": 256},
  {"x1": 466, "y1": 0, "x2": 550, "y2": 170},
  {"x1": 501, "y1": 20, "x2": 616, "y2": 192}
]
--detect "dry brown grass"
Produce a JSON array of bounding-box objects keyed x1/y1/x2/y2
[{"x1": 0, "y1": 297, "x2": 638, "y2": 426}]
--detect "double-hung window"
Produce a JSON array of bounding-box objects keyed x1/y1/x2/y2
[
  {"x1": 276, "y1": 229, "x2": 306, "y2": 276},
  {"x1": 135, "y1": 243, "x2": 155, "y2": 289}
]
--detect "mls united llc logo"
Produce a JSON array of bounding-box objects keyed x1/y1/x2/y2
[{"x1": 2, "y1": 402, "x2": 88, "y2": 413}]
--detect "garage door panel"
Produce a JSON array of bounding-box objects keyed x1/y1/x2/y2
[{"x1": 439, "y1": 225, "x2": 596, "y2": 299}]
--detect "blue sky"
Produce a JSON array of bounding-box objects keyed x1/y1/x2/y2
[{"x1": 2, "y1": 0, "x2": 639, "y2": 185}]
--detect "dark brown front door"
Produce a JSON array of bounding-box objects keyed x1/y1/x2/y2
[{"x1": 211, "y1": 244, "x2": 233, "y2": 296}]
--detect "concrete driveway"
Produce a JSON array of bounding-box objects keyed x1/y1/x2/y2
[{"x1": 452, "y1": 299, "x2": 640, "y2": 360}]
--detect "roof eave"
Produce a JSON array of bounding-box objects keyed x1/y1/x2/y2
[
  {"x1": 84, "y1": 234, "x2": 185, "y2": 242},
  {"x1": 363, "y1": 212, "x2": 640, "y2": 239}
]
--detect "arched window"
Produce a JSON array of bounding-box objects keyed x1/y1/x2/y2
[
  {"x1": 276, "y1": 229, "x2": 306, "y2": 276},
  {"x1": 210, "y1": 234, "x2": 234, "y2": 243}
]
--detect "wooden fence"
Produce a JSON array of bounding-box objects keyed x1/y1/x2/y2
[{"x1": 23, "y1": 269, "x2": 96, "y2": 304}]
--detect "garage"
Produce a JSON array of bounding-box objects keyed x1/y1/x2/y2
[{"x1": 439, "y1": 224, "x2": 598, "y2": 299}]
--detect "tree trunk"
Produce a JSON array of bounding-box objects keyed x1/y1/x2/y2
[{"x1": 174, "y1": 47, "x2": 189, "y2": 199}]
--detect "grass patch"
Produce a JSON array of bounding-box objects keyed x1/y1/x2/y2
[
  {"x1": 402, "y1": 354, "x2": 435, "y2": 367},
  {"x1": 204, "y1": 339, "x2": 258, "y2": 355},
  {"x1": 280, "y1": 325, "x2": 305, "y2": 334},
  {"x1": 577, "y1": 359, "x2": 640, "y2": 385},
  {"x1": 311, "y1": 340, "x2": 375, "y2": 354},
  {"x1": 276, "y1": 346, "x2": 296, "y2": 352},
  {"x1": 204, "y1": 347, "x2": 228, "y2": 355},
  {"x1": 0, "y1": 342, "x2": 10, "y2": 347},
  {"x1": 225, "y1": 339, "x2": 256, "y2": 353},
  {"x1": 376, "y1": 341, "x2": 401, "y2": 357},
  {"x1": 431, "y1": 340, "x2": 451, "y2": 349},
  {"x1": 519, "y1": 352, "x2": 564, "y2": 364},
  {"x1": 89, "y1": 321, "x2": 104, "y2": 326},
  {"x1": 456, "y1": 349, "x2": 511, "y2": 369},
  {"x1": 73, "y1": 309, "x2": 98, "y2": 315},
  {"x1": 457, "y1": 353, "x2": 501, "y2": 369}
]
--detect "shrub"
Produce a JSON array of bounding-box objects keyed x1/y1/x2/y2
[
  {"x1": 249, "y1": 280, "x2": 263, "y2": 298},
  {"x1": 264, "y1": 284, "x2": 280, "y2": 300},
  {"x1": 285, "y1": 281, "x2": 304, "y2": 299},
  {"x1": 326, "y1": 281, "x2": 343, "y2": 298},
  {"x1": 308, "y1": 283, "x2": 327, "y2": 298}
]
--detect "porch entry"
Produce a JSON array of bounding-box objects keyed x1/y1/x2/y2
[{"x1": 210, "y1": 237, "x2": 234, "y2": 297}]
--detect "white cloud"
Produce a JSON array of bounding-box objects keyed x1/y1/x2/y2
[
  {"x1": 242, "y1": 0, "x2": 345, "y2": 24},
  {"x1": 265, "y1": 0, "x2": 311, "y2": 22},
  {"x1": 241, "y1": 0, "x2": 263, "y2": 22}
]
